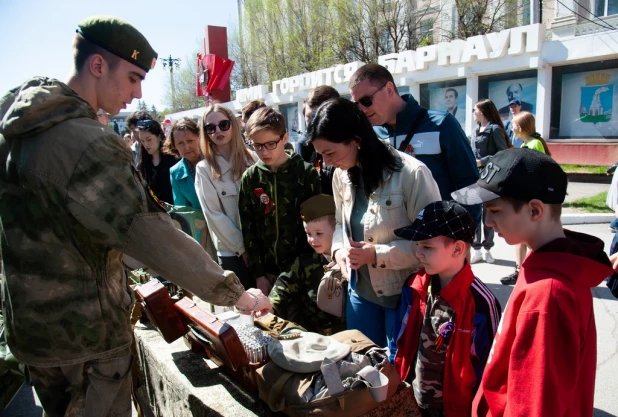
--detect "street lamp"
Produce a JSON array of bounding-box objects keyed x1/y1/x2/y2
[{"x1": 161, "y1": 55, "x2": 181, "y2": 110}]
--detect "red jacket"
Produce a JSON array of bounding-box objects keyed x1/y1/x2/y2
[
  {"x1": 473, "y1": 230, "x2": 614, "y2": 417},
  {"x1": 392, "y1": 262, "x2": 501, "y2": 417}
]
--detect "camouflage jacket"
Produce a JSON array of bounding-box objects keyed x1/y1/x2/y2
[
  {"x1": 239, "y1": 152, "x2": 321, "y2": 279},
  {"x1": 0, "y1": 78, "x2": 244, "y2": 366},
  {"x1": 269, "y1": 252, "x2": 345, "y2": 333}
]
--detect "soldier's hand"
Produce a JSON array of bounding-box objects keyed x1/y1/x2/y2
[{"x1": 256, "y1": 276, "x2": 273, "y2": 297}]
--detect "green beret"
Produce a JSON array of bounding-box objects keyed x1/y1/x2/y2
[
  {"x1": 77, "y1": 16, "x2": 158, "y2": 72},
  {"x1": 301, "y1": 194, "x2": 336, "y2": 223}
]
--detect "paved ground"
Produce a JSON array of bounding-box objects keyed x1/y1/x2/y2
[{"x1": 3, "y1": 223, "x2": 618, "y2": 417}]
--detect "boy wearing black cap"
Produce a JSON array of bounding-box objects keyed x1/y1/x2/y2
[
  {"x1": 452, "y1": 148, "x2": 614, "y2": 417},
  {"x1": 267, "y1": 194, "x2": 345, "y2": 334},
  {"x1": 390, "y1": 201, "x2": 501, "y2": 417}
]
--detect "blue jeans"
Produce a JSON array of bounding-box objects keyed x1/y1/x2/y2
[{"x1": 346, "y1": 271, "x2": 397, "y2": 348}]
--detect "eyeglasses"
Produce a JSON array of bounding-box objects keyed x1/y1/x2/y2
[
  {"x1": 136, "y1": 120, "x2": 154, "y2": 129},
  {"x1": 250, "y1": 135, "x2": 284, "y2": 152},
  {"x1": 355, "y1": 83, "x2": 388, "y2": 108},
  {"x1": 204, "y1": 120, "x2": 231, "y2": 135}
]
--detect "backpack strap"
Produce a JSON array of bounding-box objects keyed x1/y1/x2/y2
[{"x1": 397, "y1": 108, "x2": 428, "y2": 153}]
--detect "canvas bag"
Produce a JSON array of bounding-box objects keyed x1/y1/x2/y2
[
  {"x1": 317, "y1": 261, "x2": 347, "y2": 318},
  {"x1": 255, "y1": 330, "x2": 401, "y2": 417}
]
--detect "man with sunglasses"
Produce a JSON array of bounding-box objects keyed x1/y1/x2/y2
[
  {"x1": 349, "y1": 64, "x2": 481, "y2": 226},
  {"x1": 0, "y1": 16, "x2": 270, "y2": 416}
]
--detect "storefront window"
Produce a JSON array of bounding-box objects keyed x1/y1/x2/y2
[
  {"x1": 479, "y1": 70, "x2": 538, "y2": 123},
  {"x1": 550, "y1": 59, "x2": 618, "y2": 139},
  {"x1": 419, "y1": 80, "x2": 467, "y2": 129},
  {"x1": 595, "y1": 0, "x2": 618, "y2": 16}
]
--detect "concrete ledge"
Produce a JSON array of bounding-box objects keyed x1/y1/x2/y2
[{"x1": 561, "y1": 213, "x2": 614, "y2": 225}]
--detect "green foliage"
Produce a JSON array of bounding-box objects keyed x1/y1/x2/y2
[
  {"x1": 563, "y1": 191, "x2": 612, "y2": 213},
  {"x1": 560, "y1": 164, "x2": 609, "y2": 174}
]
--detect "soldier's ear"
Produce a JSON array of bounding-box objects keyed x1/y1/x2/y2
[{"x1": 89, "y1": 54, "x2": 105, "y2": 79}]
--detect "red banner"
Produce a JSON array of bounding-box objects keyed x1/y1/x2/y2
[{"x1": 196, "y1": 53, "x2": 235, "y2": 97}]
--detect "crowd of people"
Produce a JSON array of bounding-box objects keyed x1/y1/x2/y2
[{"x1": 0, "y1": 14, "x2": 616, "y2": 417}]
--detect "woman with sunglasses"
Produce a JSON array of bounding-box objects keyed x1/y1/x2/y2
[
  {"x1": 136, "y1": 119, "x2": 177, "y2": 204},
  {"x1": 195, "y1": 104, "x2": 257, "y2": 289},
  {"x1": 307, "y1": 98, "x2": 441, "y2": 347},
  {"x1": 163, "y1": 117, "x2": 203, "y2": 209}
]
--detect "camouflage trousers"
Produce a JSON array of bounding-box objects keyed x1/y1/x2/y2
[{"x1": 28, "y1": 347, "x2": 132, "y2": 417}]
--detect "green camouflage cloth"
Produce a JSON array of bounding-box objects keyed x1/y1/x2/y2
[
  {"x1": 0, "y1": 77, "x2": 244, "y2": 367},
  {"x1": 239, "y1": 151, "x2": 321, "y2": 280},
  {"x1": 413, "y1": 277, "x2": 455, "y2": 412},
  {"x1": 269, "y1": 252, "x2": 345, "y2": 333}
]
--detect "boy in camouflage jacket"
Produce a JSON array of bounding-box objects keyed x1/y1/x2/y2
[
  {"x1": 239, "y1": 108, "x2": 321, "y2": 295},
  {"x1": 268, "y1": 195, "x2": 345, "y2": 334}
]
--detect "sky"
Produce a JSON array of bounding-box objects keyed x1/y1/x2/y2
[{"x1": 0, "y1": 0, "x2": 239, "y2": 112}]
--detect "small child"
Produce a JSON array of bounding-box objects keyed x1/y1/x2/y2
[
  {"x1": 452, "y1": 148, "x2": 614, "y2": 417},
  {"x1": 389, "y1": 201, "x2": 502, "y2": 417},
  {"x1": 239, "y1": 107, "x2": 321, "y2": 296},
  {"x1": 268, "y1": 194, "x2": 345, "y2": 334}
]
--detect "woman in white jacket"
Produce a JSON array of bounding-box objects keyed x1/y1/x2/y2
[
  {"x1": 307, "y1": 98, "x2": 441, "y2": 346},
  {"x1": 196, "y1": 104, "x2": 257, "y2": 289}
]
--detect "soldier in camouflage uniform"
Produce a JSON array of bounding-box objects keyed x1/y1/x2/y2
[
  {"x1": 239, "y1": 107, "x2": 321, "y2": 295},
  {"x1": 268, "y1": 195, "x2": 346, "y2": 334},
  {"x1": 0, "y1": 16, "x2": 270, "y2": 417}
]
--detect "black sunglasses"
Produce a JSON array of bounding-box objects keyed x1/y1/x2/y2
[
  {"x1": 204, "y1": 120, "x2": 231, "y2": 135},
  {"x1": 136, "y1": 120, "x2": 154, "y2": 129},
  {"x1": 355, "y1": 82, "x2": 388, "y2": 108},
  {"x1": 250, "y1": 135, "x2": 284, "y2": 152}
]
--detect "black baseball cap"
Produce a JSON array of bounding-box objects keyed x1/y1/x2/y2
[
  {"x1": 451, "y1": 148, "x2": 567, "y2": 205},
  {"x1": 394, "y1": 201, "x2": 476, "y2": 244}
]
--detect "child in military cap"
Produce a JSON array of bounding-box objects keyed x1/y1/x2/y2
[
  {"x1": 452, "y1": 148, "x2": 614, "y2": 417},
  {"x1": 267, "y1": 194, "x2": 345, "y2": 334},
  {"x1": 389, "y1": 201, "x2": 501, "y2": 417}
]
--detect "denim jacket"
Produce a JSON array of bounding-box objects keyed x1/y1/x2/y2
[{"x1": 331, "y1": 151, "x2": 441, "y2": 297}]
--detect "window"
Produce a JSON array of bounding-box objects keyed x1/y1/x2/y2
[
  {"x1": 420, "y1": 19, "x2": 434, "y2": 44},
  {"x1": 381, "y1": 30, "x2": 394, "y2": 52},
  {"x1": 594, "y1": 0, "x2": 618, "y2": 16}
]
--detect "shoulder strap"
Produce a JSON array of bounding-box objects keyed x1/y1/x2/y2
[{"x1": 397, "y1": 108, "x2": 428, "y2": 152}]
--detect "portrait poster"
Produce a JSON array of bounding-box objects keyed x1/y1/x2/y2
[
  {"x1": 558, "y1": 68, "x2": 618, "y2": 138},
  {"x1": 420, "y1": 81, "x2": 466, "y2": 129},
  {"x1": 487, "y1": 77, "x2": 537, "y2": 122},
  {"x1": 282, "y1": 104, "x2": 301, "y2": 143}
]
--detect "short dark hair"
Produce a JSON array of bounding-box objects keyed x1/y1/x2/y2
[
  {"x1": 349, "y1": 64, "x2": 395, "y2": 89},
  {"x1": 305, "y1": 86, "x2": 340, "y2": 110},
  {"x1": 445, "y1": 88, "x2": 458, "y2": 98},
  {"x1": 125, "y1": 111, "x2": 153, "y2": 128},
  {"x1": 242, "y1": 100, "x2": 267, "y2": 123},
  {"x1": 500, "y1": 196, "x2": 562, "y2": 220},
  {"x1": 73, "y1": 34, "x2": 121, "y2": 73}
]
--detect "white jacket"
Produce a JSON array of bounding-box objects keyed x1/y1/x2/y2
[
  {"x1": 195, "y1": 151, "x2": 257, "y2": 257},
  {"x1": 331, "y1": 151, "x2": 441, "y2": 297}
]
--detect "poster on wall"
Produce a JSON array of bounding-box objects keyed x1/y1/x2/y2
[
  {"x1": 283, "y1": 105, "x2": 301, "y2": 143},
  {"x1": 421, "y1": 81, "x2": 466, "y2": 129},
  {"x1": 559, "y1": 69, "x2": 618, "y2": 138},
  {"x1": 488, "y1": 77, "x2": 537, "y2": 121}
]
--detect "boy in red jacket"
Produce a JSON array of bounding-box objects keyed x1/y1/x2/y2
[
  {"x1": 390, "y1": 201, "x2": 501, "y2": 417},
  {"x1": 452, "y1": 148, "x2": 614, "y2": 417}
]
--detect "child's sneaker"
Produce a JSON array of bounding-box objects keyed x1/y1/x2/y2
[
  {"x1": 500, "y1": 268, "x2": 519, "y2": 285},
  {"x1": 483, "y1": 249, "x2": 495, "y2": 264},
  {"x1": 470, "y1": 249, "x2": 483, "y2": 264}
]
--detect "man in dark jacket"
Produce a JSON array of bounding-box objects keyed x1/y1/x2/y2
[{"x1": 349, "y1": 64, "x2": 481, "y2": 225}]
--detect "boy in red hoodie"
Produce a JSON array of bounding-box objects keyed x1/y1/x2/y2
[
  {"x1": 390, "y1": 201, "x2": 501, "y2": 417},
  {"x1": 452, "y1": 148, "x2": 614, "y2": 417}
]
